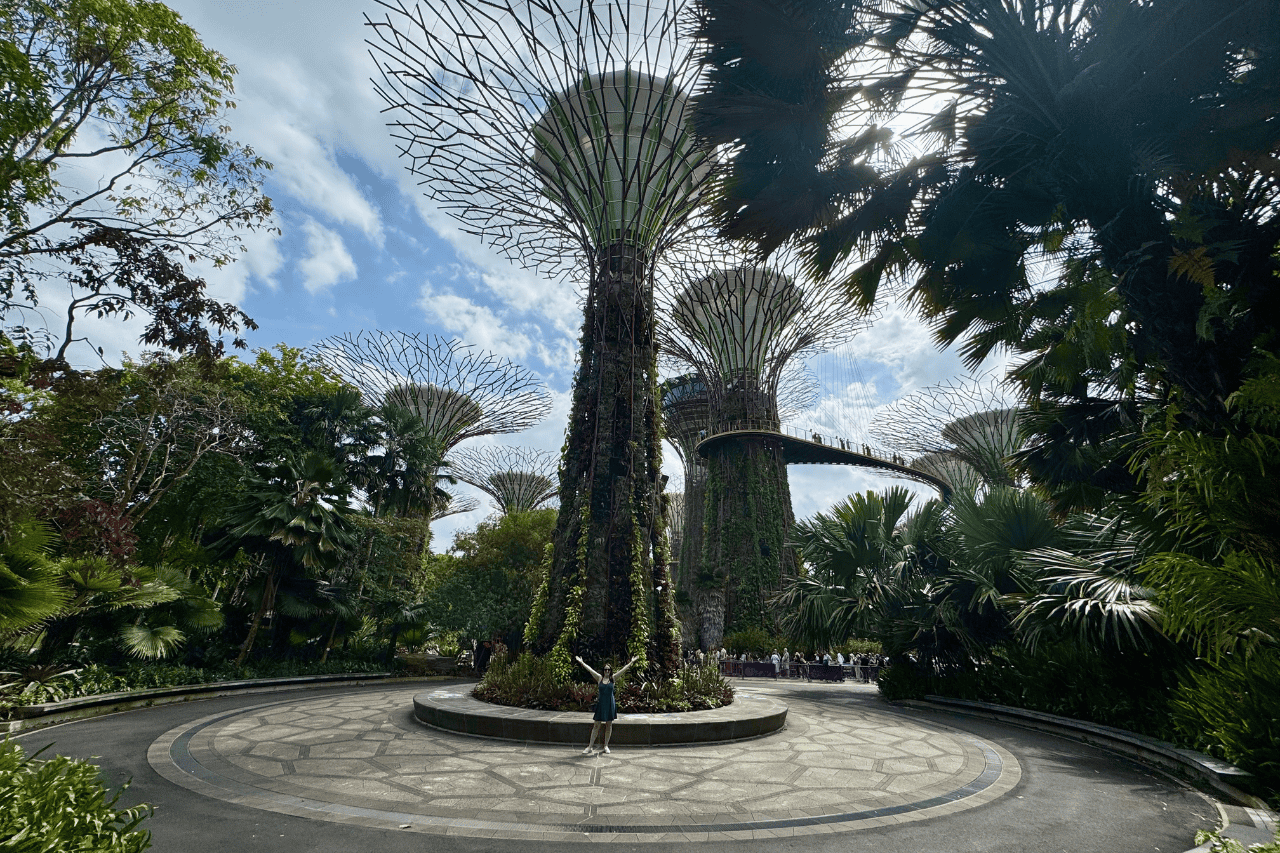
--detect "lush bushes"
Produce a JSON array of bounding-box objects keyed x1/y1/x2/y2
[
  {"x1": 0, "y1": 739, "x2": 152, "y2": 852},
  {"x1": 474, "y1": 652, "x2": 733, "y2": 713},
  {"x1": 877, "y1": 640, "x2": 1184, "y2": 742},
  {"x1": 1171, "y1": 650, "x2": 1280, "y2": 800},
  {"x1": 0, "y1": 654, "x2": 397, "y2": 718}
]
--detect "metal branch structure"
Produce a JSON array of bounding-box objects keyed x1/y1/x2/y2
[
  {"x1": 656, "y1": 247, "x2": 864, "y2": 648},
  {"x1": 366, "y1": 0, "x2": 710, "y2": 280},
  {"x1": 432, "y1": 488, "x2": 481, "y2": 522},
  {"x1": 367, "y1": 0, "x2": 713, "y2": 675},
  {"x1": 448, "y1": 446, "x2": 558, "y2": 515},
  {"x1": 871, "y1": 375, "x2": 1023, "y2": 491},
  {"x1": 310, "y1": 331, "x2": 551, "y2": 452}
]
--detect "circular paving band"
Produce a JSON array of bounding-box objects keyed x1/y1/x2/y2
[
  {"x1": 413, "y1": 688, "x2": 788, "y2": 744},
  {"x1": 148, "y1": 686, "x2": 1021, "y2": 843}
]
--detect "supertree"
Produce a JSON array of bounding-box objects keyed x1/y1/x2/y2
[
  {"x1": 449, "y1": 446, "x2": 558, "y2": 515},
  {"x1": 310, "y1": 331, "x2": 551, "y2": 453},
  {"x1": 659, "y1": 373, "x2": 708, "y2": 645},
  {"x1": 367, "y1": 0, "x2": 712, "y2": 675},
  {"x1": 659, "y1": 363, "x2": 816, "y2": 648},
  {"x1": 871, "y1": 375, "x2": 1022, "y2": 491},
  {"x1": 656, "y1": 247, "x2": 863, "y2": 648},
  {"x1": 432, "y1": 488, "x2": 480, "y2": 522}
]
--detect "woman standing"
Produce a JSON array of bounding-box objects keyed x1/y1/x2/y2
[{"x1": 575, "y1": 654, "x2": 639, "y2": 754}]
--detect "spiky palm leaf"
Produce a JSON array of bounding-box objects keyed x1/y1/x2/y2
[
  {"x1": 0, "y1": 522, "x2": 69, "y2": 637},
  {"x1": 118, "y1": 623, "x2": 185, "y2": 660},
  {"x1": 1014, "y1": 515, "x2": 1164, "y2": 652}
]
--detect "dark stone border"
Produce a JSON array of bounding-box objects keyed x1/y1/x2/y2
[
  {"x1": 412, "y1": 687, "x2": 787, "y2": 745},
  {"x1": 903, "y1": 695, "x2": 1267, "y2": 809},
  {"x1": 156, "y1": 697, "x2": 1010, "y2": 838}
]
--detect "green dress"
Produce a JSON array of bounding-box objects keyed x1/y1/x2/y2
[{"x1": 593, "y1": 681, "x2": 617, "y2": 722}]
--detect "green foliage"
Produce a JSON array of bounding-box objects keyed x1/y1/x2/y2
[
  {"x1": 0, "y1": 519, "x2": 68, "y2": 637},
  {"x1": 1, "y1": 0, "x2": 274, "y2": 351},
  {"x1": 1, "y1": 656, "x2": 394, "y2": 714},
  {"x1": 618, "y1": 662, "x2": 733, "y2": 713},
  {"x1": 423, "y1": 509, "x2": 555, "y2": 645},
  {"x1": 0, "y1": 738, "x2": 152, "y2": 852},
  {"x1": 722, "y1": 627, "x2": 786, "y2": 659},
  {"x1": 1195, "y1": 828, "x2": 1280, "y2": 853},
  {"x1": 474, "y1": 652, "x2": 732, "y2": 714},
  {"x1": 1171, "y1": 650, "x2": 1280, "y2": 798}
]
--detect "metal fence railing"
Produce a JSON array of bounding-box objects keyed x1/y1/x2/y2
[{"x1": 718, "y1": 661, "x2": 883, "y2": 684}]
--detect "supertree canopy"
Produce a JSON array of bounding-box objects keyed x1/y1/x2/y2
[
  {"x1": 310, "y1": 331, "x2": 551, "y2": 452},
  {"x1": 449, "y1": 446, "x2": 558, "y2": 515},
  {"x1": 656, "y1": 249, "x2": 860, "y2": 648},
  {"x1": 432, "y1": 488, "x2": 481, "y2": 522},
  {"x1": 367, "y1": 0, "x2": 713, "y2": 676},
  {"x1": 871, "y1": 375, "x2": 1023, "y2": 491}
]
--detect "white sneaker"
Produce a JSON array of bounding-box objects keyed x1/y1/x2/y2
[
  {"x1": 602, "y1": 746, "x2": 611, "y2": 754},
  {"x1": 582, "y1": 747, "x2": 594, "y2": 754}
]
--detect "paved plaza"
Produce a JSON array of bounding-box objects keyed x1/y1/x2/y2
[{"x1": 23, "y1": 679, "x2": 1220, "y2": 851}]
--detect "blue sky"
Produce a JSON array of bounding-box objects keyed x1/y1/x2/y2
[{"x1": 55, "y1": 0, "x2": 1002, "y2": 548}]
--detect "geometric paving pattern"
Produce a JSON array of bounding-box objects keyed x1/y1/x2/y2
[{"x1": 148, "y1": 683, "x2": 1020, "y2": 843}]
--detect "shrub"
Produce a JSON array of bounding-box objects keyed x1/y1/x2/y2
[
  {"x1": 723, "y1": 628, "x2": 787, "y2": 658},
  {"x1": 1, "y1": 655, "x2": 398, "y2": 718},
  {"x1": 1171, "y1": 649, "x2": 1280, "y2": 800},
  {"x1": 0, "y1": 739, "x2": 152, "y2": 852},
  {"x1": 474, "y1": 654, "x2": 733, "y2": 713}
]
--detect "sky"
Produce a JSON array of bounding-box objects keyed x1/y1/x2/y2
[{"x1": 49, "y1": 0, "x2": 1005, "y2": 549}]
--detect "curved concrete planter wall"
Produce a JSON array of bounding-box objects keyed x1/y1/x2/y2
[{"x1": 414, "y1": 687, "x2": 787, "y2": 745}]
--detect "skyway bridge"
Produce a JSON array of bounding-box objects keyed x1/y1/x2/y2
[{"x1": 695, "y1": 423, "x2": 952, "y2": 501}]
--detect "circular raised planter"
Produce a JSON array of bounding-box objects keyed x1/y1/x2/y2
[{"x1": 413, "y1": 686, "x2": 787, "y2": 745}]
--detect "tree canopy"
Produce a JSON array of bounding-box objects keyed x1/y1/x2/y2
[{"x1": 0, "y1": 0, "x2": 272, "y2": 361}]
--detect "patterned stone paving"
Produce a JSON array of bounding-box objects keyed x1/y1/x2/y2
[{"x1": 148, "y1": 682, "x2": 1020, "y2": 842}]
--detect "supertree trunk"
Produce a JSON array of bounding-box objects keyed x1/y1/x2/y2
[
  {"x1": 699, "y1": 386, "x2": 797, "y2": 643},
  {"x1": 678, "y1": 464, "x2": 707, "y2": 646},
  {"x1": 526, "y1": 243, "x2": 680, "y2": 677},
  {"x1": 701, "y1": 433, "x2": 796, "y2": 641}
]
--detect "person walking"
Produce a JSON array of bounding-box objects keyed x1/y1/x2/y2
[{"x1": 575, "y1": 655, "x2": 639, "y2": 754}]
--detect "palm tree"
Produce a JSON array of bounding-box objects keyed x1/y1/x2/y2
[
  {"x1": 0, "y1": 521, "x2": 68, "y2": 639},
  {"x1": 693, "y1": 0, "x2": 1280, "y2": 461},
  {"x1": 778, "y1": 487, "x2": 947, "y2": 651},
  {"x1": 220, "y1": 451, "x2": 357, "y2": 665}
]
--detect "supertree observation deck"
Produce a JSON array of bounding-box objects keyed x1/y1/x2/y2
[
  {"x1": 367, "y1": 0, "x2": 714, "y2": 675},
  {"x1": 310, "y1": 331, "x2": 551, "y2": 452},
  {"x1": 655, "y1": 249, "x2": 862, "y2": 648},
  {"x1": 871, "y1": 375, "x2": 1023, "y2": 492},
  {"x1": 448, "y1": 446, "x2": 559, "y2": 516}
]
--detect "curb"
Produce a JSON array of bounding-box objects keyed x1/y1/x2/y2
[
  {"x1": 4, "y1": 672, "x2": 459, "y2": 735},
  {"x1": 413, "y1": 687, "x2": 787, "y2": 745},
  {"x1": 896, "y1": 695, "x2": 1278, "y2": 852}
]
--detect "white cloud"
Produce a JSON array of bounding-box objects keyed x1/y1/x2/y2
[
  {"x1": 297, "y1": 218, "x2": 357, "y2": 295},
  {"x1": 418, "y1": 283, "x2": 533, "y2": 361}
]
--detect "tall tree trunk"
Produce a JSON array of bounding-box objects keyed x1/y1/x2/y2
[
  {"x1": 696, "y1": 585, "x2": 726, "y2": 652},
  {"x1": 528, "y1": 242, "x2": 679, "y2": 677},
  {"x1": 235, "y1": 567, "x2": 277, "y2": 666},
  {"x1": 698, "y1": 386, "x2": 797, "y2": 643},
  {"x1": 320, "y1": 615, "x2": 340, "y2": 663}
]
